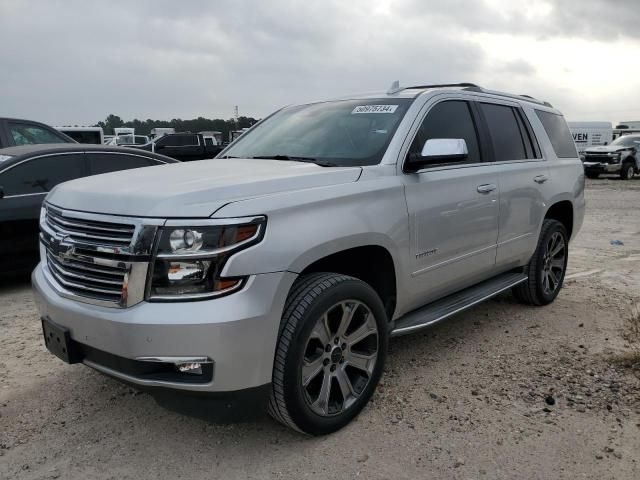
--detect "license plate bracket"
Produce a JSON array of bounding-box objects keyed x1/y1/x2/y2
[{"x1": 41, "y1": 317, "x2": 81, "y2": 364}]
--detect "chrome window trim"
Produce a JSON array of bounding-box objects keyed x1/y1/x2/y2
[{"x1": 87, "y1": 150, "x2": 171, "y2": 164}]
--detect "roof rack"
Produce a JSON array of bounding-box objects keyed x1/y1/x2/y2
[
  {"x1": 402, "y1": 83, "x2": 553, "y2": 108},
  {"x1": 405, "y1": 83, "x2": 481, "y2": 90}
]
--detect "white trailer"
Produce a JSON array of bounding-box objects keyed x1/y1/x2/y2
[{"x1": 568, "y1": 121, "x2": 613, "y2": 154}]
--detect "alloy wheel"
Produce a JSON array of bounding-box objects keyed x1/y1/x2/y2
[
  {"x1": 541, "y1": 231, "x2": 566, "y2": 295},
  {"x1": 301, "y1": 300, "x2": 379, "y2": 417}
]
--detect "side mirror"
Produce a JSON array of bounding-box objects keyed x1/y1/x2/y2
[{"x1": 406, "y1": 138, "x2": 468, "y2": 171}]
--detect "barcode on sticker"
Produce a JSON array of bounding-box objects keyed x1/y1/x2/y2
[{"x1": 352, "y1": 105, "x2": 398, "y2": 114}]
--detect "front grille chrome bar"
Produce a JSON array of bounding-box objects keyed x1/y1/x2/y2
[{"x1": 40, "y1": 203, "x2": 164, "y2": 308}]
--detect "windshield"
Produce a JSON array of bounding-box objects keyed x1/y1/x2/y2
[
  {"x1": 222, "y1": 98, "x2": 413, "y2": 166},
  {"x1": 611, "y1": 135, "x2": 640, "y2": 147}
]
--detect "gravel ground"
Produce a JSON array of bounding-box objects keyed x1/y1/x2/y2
[{"x1": 1, "y1": 178, "x2": 639, "y2": 480}]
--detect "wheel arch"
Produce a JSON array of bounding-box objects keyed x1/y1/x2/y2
[
  {"x1": 292, "y1": 239, "x2": 399, "y2": 321},
  {"x1": 544, "y1": 199, "x2": 574, "y2": 239}
]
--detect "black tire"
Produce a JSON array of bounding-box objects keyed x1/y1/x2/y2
[
  {"x1": 620, "y1": 161, "x2": 635, "y2": 180},
  {"x1": 268, "y1": 272, "x2": 388, "y2": 435},
  {"x1": 585, "y1": 171, "x2": 599, "y2": 179},
  {"x1": 513, "y1": 219, "x2": 569, "y2": 306}
]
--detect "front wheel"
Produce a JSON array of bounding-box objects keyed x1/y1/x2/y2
[
  {"x1": 268, "y1": 273, "x2": 388, "y2": 435},
  {"x1": 621, "y1": 161, "x2": 635, "y2": 180},
  {"x1": 513, "y1": 219, "x2": 569, "y2": 306}
]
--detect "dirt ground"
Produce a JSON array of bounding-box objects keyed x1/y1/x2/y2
[{"x1": 1, "y1": 178, "x2": 639, "y2": 480}]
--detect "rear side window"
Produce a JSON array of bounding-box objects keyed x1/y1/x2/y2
[
  {"x1": 0, "y1": 154, "x2": 84, "y2": 196},
  {"x1": 480, "y1": 103, "x2": 528, "y2": 162},
  {"x1": 535, "y1": 110, "x2": 578, "y2": 158},
  {"x1": 9, "y1": 123, "x2": 68, "y2": 146},
  {"x1": 409, "y1": 100, "x2": 482, "y2": 164},
  {"x1": 178, "y1": 135, "x2": 199, "y2": 146},
  {"x1": 87, "y1": 153, "x2": 158, "y2": 175}
]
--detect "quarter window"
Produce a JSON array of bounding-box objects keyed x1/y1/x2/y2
[
  {"x1": 0, "y1": 154, "x2": 85, "y2": 196},
  {"x1": 480, "y1": 103, "x2": 528, "y2": 162},
  {"x1": 408, "y1": 101, "x2": 481, "y2": 165},
  {"x1": 535, "y1": 110, "x2": 578, "y2": 158}
]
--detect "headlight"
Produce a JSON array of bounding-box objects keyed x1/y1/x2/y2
[{"x1": 148, "y1": 216, "x2": 265, "y2": 301}]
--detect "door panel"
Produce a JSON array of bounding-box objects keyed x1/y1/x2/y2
[
  {"x1": 496, "y1": 162, "x2": 549, "y2": 265},
  {"x1": 403, "y1": 165, "x2": 500, "y2": 310}
]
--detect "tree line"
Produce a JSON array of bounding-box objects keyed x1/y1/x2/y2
[{"x1": 96, "y1": 114, "x2": 260, "y2": 139}]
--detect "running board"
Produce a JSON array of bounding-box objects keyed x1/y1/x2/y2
[{"x1": 391, "y1": 272, "x2": 527, "y2": 337}]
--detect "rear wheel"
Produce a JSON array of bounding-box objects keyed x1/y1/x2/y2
[
  {"x1": 621, "y1": 161, "x2": 635, "y2": 180},
  {"x1": 513, "y1": 219, "x2": 568, "y2": 306},
  {"x1": 268, "y1": 273, "x2": 388, "y2": 435}
]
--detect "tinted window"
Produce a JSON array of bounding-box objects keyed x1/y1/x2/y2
[
  {"x1": 204, "y1": 137, "x2": 214, "y2": 146},
  {"x1": 178, "y1": 135, "x2": 198, "y2": 146},
  {"x1": 480, "y1": 103, "x2": 528, "y2": 161},
  {"x1": 9, "y1": 123, "x2": 68, "y2": 146},
  {"x1": 409, "y1": 100, "x2": 481, "y2": 164},
  {"x1": 87, "y1": 153, "x2": 158, "y2": 175},
  {"x1": 157, "y1": 135, "x2": 179, "y2": 147},
  {"x1": 0, "y1": 154, "x2": 85, "y2": 196},
  {"x1": 536, "y1": 110, "x2": 577, "y2": 158},
  {"x1": 63, "y1": 131, "x2": 102, "y2": 144}
]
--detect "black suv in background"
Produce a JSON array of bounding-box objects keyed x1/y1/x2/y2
[
  {"x1": 0, "y1": 117, "x2": 75, "y2": 148},
  {"x1": 132, "y1": 132, "x2": 224, "y2": 161},
  {"x1": 0, "y1": 144, "x2": 176, "y2": 275}
]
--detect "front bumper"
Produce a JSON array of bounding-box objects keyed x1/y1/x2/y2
[
  {"x1": 32, "y1": 263, "x2": 296, "y2": 392},
  {"x1": 583, "y1": 161, "x2": 621, "y2": 173}
]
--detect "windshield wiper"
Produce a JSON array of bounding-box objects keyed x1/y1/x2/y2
[{"x1": 249, "y1": 155, "x2": 338, "y2": 167}]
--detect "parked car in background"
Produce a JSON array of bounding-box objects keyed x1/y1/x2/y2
[
  {"x1": 32, "y1": 83, "x2": 584, "y2": 434},
  {"x1": 582, "y1": 134, "x2": 640, "y2": 179},
  {"x1": 106, "y1": 134, "x2": 150, "y2": 146},
  {"x1": 0, "y1": 144, "x2": 176, "y2": 275},
  {"x1": 103, "y1": 135, "x2": 115, "y2": 144},
  {"x1": 56, "y1": 126, "x2": 104, "y2": 145},
  {"x1": 0, "y1": 117, "x2": 75, "y2": 148},
  {"x1": 131, "y1": 132, "x2": 223, "y2": 161}
]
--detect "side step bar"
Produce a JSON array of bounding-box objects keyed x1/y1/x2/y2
[{"x1": 391, "y1": 272, "x2": 527, "y2": 337}]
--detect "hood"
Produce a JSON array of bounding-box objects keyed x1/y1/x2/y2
[
  {"x1": 584, "y1": 145, "x2": 628, "y2": 154},
  {"x1": 47, "y1": 158, "x2": 362, "y2": 218}
]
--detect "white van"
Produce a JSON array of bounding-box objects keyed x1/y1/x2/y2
[
  {"x1": 568, "y1": 121, "x2": 612, "y2": 154},
  {"x1": 55, "y1": 126, "x2": 104, "y2": 145}
]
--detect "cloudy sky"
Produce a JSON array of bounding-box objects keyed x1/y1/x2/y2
[{"x1": 1, "y1": 0, "x2": 638, "y2": 126}]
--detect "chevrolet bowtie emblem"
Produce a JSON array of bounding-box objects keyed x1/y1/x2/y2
[{"x1": 50, "y1": 236, "x2": 73, "y2": 258}]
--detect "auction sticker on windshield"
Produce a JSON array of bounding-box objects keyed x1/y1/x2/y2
[{"x1": 352, "y1": 105, "x2": 398, "y2": 114}]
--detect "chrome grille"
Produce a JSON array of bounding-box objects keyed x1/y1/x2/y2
[
  {"x1": 46, "y1": 251, "x2": 127, "y2": 303},
  {"x1": 40, "y1": 204, "x2": 162, "y2": 308},
  {"x1": 45, "y1": 206, "x2": 135, "y2": 247}
]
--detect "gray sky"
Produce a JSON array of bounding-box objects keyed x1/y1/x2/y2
[{"x1": 1, "y1": 0, "x2": 638, "y2": 126}]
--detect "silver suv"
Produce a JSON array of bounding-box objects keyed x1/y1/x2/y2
[{"x1": 32, "y1": 83, "x2": 585, "y2": 435}]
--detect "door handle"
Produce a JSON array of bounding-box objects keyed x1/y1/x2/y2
[
  {"x1": 477, "y1": 184, "x2": 497, "y2": 194},
  {"x1": 534, "y1": 174, "x2": 548, "y2": 184}
]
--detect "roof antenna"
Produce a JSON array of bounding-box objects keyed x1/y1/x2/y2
[{"x1": 387, "y1": 80, "x2": 401, "y2": 95}]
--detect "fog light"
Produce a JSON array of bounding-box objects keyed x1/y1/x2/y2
[{"x1": 176, "y1": 362, "x2": 203, "y2": 375}]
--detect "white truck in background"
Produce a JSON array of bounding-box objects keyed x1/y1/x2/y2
[
  {"x1": 114, "y1": 127, "x2": 135, "y2": 138},
  {"x1": 568, "y1": 122, "x2": 612, "y2": 156},
  {"x1": 55, "y1": 126, "x2": 104, "y2": 145}
]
